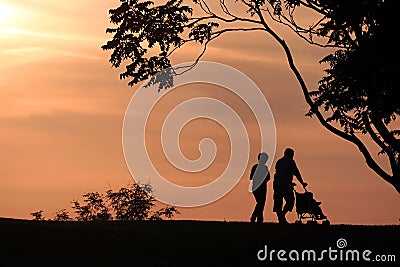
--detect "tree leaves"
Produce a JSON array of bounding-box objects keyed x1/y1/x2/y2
[
  {"x1": 68, "y1": 184, "x2": 179, "y2": 221},
  {"x1": 309, "y1": 0, "x2": 398, "y2": 140},
  {"x1": 72, "y1": 192, "x2": 112, "y2": 222},
  {"x1": 30, "y1": 210, "x2": 45, "y2": 221},
  {"x1": 106, "y1": 184, "x2": 155, "y2": 221},
  {"x1": 31, "y1": 184, "x2": 179, "y2": 222},
  {"x1": 53, "y1": 209, "x2": 72, "y2": 222},
  {"x1": 102, "y1": 0, "x2": 193, "y2": 87},
  {"x1": 189, "y1": 22, "x2": 219, "y2": 44}
]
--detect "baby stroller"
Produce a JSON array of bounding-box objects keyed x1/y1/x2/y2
[{"x1": 294, "y1": 185, "x2": 330, "y2": 225}]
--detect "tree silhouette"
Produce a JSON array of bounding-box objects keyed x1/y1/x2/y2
[
  {"x1": 31, "y1": 184, "x2": 179, "y2": 221},
  {"x1": 106, "y1": 184, "x2": 180, "y2": 220},
  {"x1": 30, "y1": 210, "x2": 45, "y2": 221},
  {"x1": 149, "y1": 206, "x2": 180, "y2": 220},
  {"x1": 102, "y1": 0, "x2": 399, "y2": 193},
  {"x1": 72, "y1": 192, "x2": 112, "y2": 221},
  {"x1": 106, "y1": 184, "x2": 155, "y2": 220},
  {"x1": 53, "y1": 209, "x2": 72, "y2": 221}
]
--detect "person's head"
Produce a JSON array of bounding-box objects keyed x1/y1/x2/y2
[
  {"x1": 284, "y1": 148, "x2": 294, "y2": 159},
  {"x1": 258, "y1": 152, "x2": 268, "y2": 164}
]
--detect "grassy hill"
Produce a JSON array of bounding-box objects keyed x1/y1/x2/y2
[{"x1": 0, "y1": 218, "x2": 398, "y2": 267}]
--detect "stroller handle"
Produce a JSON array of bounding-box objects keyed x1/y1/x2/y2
[{"x1": 292, "y1": 182, "x2": 308, "y2": 192}]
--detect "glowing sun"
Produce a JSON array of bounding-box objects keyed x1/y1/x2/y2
[{"x1": 0, "y1": 4, "x2": 15, "y2": 25}]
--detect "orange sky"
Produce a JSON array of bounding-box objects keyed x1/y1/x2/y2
[{"x1": 0, "y1": 0, "x2": 398, "y2": 225}]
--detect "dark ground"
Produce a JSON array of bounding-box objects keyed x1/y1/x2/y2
[{"x1": 0, "y1": 218, "x2": 398, "y2": 267}]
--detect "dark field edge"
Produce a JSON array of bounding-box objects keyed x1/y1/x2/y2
[{"x1": 0, "y1": 218, "x2": 398, "y2": 267}]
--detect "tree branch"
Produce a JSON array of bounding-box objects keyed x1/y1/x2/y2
[
  {"x1": 363, "y1": 113, "x2": 398, "y2": 176},
  {"x1": 172, "y1": 27, "x2": 265, "y2": 74},
  {"x1": 260, "y1": 7, "x2": 343, "y2": 48},
  {"x1": 370, "y1": 114, "x2": 400, "y2": 153},
  {"x1": 254, "y1": 6, "x2": 396, "y2": 190},
  {"x1": 298, "y1": 0, "x2": 329, "y2": 16},
  {"x1": 195, "y1": 0, "x2": 262, "y2": 24}
]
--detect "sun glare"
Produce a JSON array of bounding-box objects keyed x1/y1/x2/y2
[{"x1": 0, "y1": 4, "x2": 15, "y2": 25}]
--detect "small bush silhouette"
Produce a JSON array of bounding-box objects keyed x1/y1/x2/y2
[
  {"x1": 53, "y1": 209, "x2": 72, "y2": 221},
  {"x1": 72, "y1": 192, "x2": 112, "y2": 222},
  {"x1": 31, "y1": 183, "x2": 179, "y2": 221},
  {"x1": 30, "y1": 210, "x2": 45, "y2": 221}
]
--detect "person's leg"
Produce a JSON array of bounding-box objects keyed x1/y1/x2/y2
[
  {"x1": 256, "y1": 190, "x2": 266, "y2": 223},
  {"x1": 250, "y1": 192, "x2": 258, "y2": 222},
  {"x1": 280, "y1": 188, "x2": 295, "y2": 223},
  {"x1": 273, "y1": 188, "x2": 284, "y2": 222},
  {"x1": 251, "y1": 189, "x2": 265, "y2": 223}
]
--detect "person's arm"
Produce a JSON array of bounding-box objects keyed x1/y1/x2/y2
[
  {"x1": 293, "y1": 161, "x2": 307, "y2": 188},
  {"x1": 265, "y1": 169, "x2": 271, "y2": 182},
  {"x1": 250, "y1": 164, "x2": 257, "y2": 180}
]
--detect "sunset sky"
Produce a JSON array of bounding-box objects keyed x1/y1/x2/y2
[{"x1": 0, "y1": 0, "x2": 398, "y2": 225}]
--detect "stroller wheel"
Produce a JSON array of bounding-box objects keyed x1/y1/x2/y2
[
  {"x1": 322, "y1": 220, "x2": 331, "y2": 226},
  {"x1": 295, "y1": 220, "x2": 302, "y2": 224}
]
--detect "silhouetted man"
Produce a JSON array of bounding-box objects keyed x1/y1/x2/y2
[
  {"x1": 250, "y1": 152, "x2": 270, "y2": 223},
  {"x1": 273, "y1": 148, "x2": 307, "y2": 224}
]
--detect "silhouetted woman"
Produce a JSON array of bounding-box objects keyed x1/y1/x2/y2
[{"x1": 250, "y1": 152, "x2": 270, "y2": 223}]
